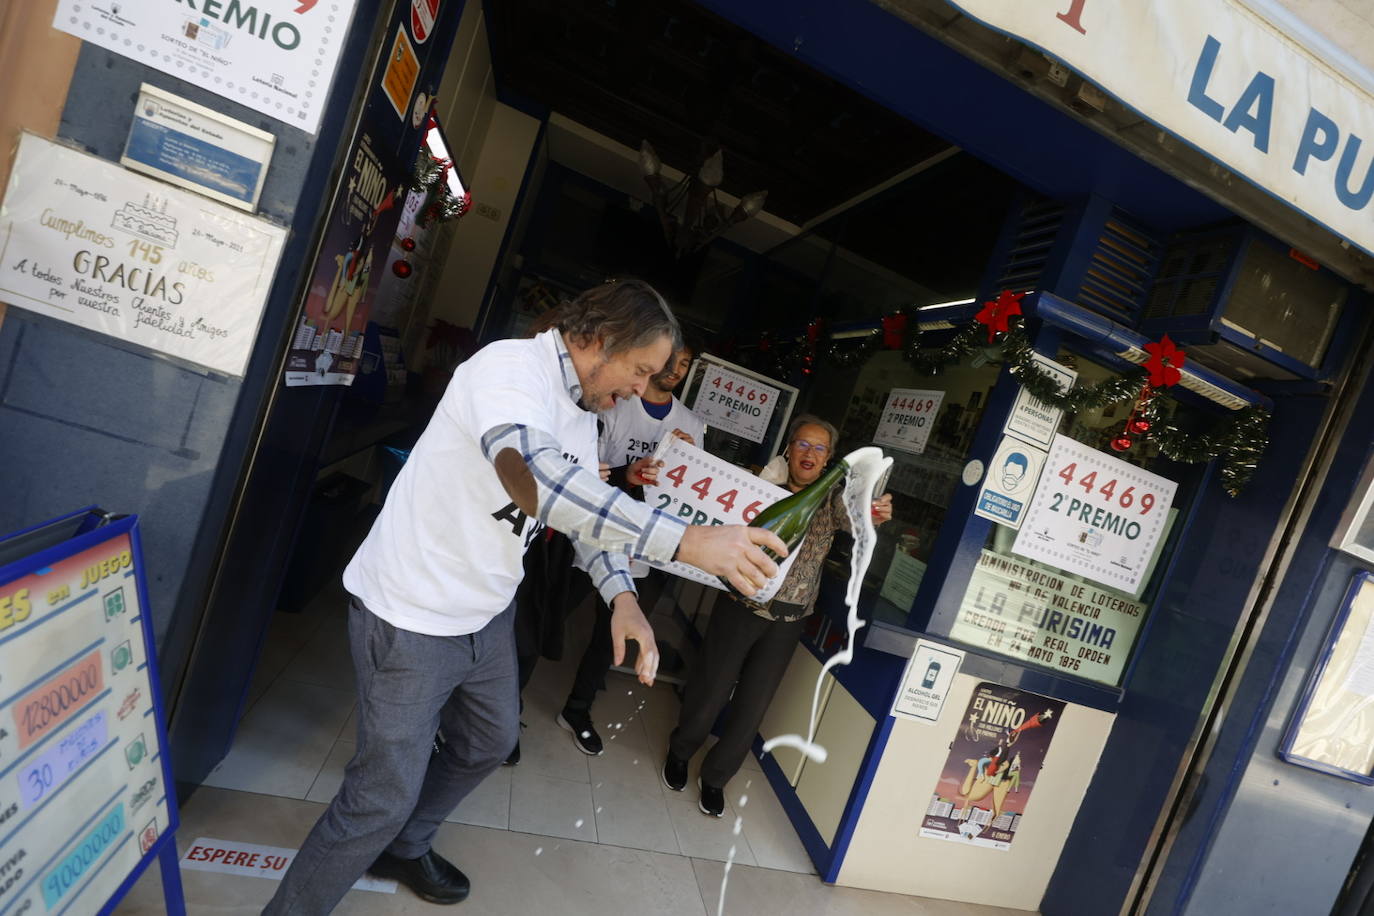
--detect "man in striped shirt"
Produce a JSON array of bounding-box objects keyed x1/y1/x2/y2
[{"x1": 264, "y1": 279, "x2": 785, "y2": 915}]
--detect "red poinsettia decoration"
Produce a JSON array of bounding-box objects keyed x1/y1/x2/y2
[
  {"x1": 1143, "y1": 334, "x2": 1186, "y2": 387},
  {"x1": 975, "y1": 290, "x2": 1025, "y2": 343},
  {"x1": 881, "y1": 313, "x2": 908, "y2": 349}
]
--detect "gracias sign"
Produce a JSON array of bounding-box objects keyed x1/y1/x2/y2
[
  {"x1": 945, "y1": 0, "x2": 1374, "y2": 254},
  {"x1": 0, "y1": 134, "x2": 285, "y2": 377}
]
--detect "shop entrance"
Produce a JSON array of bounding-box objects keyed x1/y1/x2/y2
[{"x1": 161, "y1": 1, "x2": 1367, "y2": 913}]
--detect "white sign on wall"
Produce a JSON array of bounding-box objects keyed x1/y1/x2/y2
[
  {"x1": 873, "y1": 388, "x2": 945, "y2": 455},
  {"x1": 892, "y1": 640, "x2": 964, "y2": 723},
  {"x1": 880, "y1": 550, "x2": 927, "y2": 610},
  {"x1": 974, "y1": 435, "x2": 1048, "y2": 530},
  {"x1": 943, "y1": 0, "x2": 1374, "y2": 257},
  {"x1": 54, "y1": 0, "x2": 358, "y2": 135},
  {"x1": 0, "y1": 133, "x2": 286, "y2": 377},
  {"x1": 951, "y1": 549, "x2": 1148, "y2": 685},
  {"x1": 122, "y1": 84, "x2": 276, "y2": 212},
  {"x1": 694, "y1": 363, "x2": 781, "y2": 444},
  {"x1": 1005, "y1": 353, "x2": 1076, "y2": 449},
  {"x1": 642, "y1": 437, "x2": 799, "y2": 602},
  {"x1": 1011, "y1": 434, "x2": 1177, "y2": 593}
]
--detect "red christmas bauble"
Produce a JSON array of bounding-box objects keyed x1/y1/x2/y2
[
  {"x1": 391, "y1": 259, "x2": 413, "y2": 278},
  {"x1": 1110, "y1": 436, "x2": 1134, "y2": 452},
  {"x1": 1128, "y1": 418, "x2": 1151, "y2": 435},
  {"x1": 401, "y1": 237, "x2": 417, "y2": 251}
]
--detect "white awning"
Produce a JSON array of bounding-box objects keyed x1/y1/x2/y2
[{"x1": 944, "y1": 0, "x2": 1374, "y2": 256}]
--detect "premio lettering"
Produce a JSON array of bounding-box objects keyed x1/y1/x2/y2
[{"x1": 173, "y1": 0, "x2": 301, "y2": 51}]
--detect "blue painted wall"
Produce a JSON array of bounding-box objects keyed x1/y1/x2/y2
[
  {"x1": 0, "y1": 30, "x2": 376, "y2": 663},
  {"x1": 1034, "y1": 389, "x2": 1326, "y2": 913},
  {"x1": 1150, "y1": 354, "x2": 1374, "y2": 915}
]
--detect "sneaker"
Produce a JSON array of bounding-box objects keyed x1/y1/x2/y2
[
  {"x1": 556, "y1": 708, "x2": 604, "y2": 756},
  {"x1": 662, "y1": 753, "x2": 688, "y2": 792},
  {"x1": 698, "y1": 778, "x2": 724, "y2": 818}
]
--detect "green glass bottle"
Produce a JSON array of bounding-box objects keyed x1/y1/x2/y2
[{"x1": 719, "y1": 456, "x2": 850, "y2": 596}]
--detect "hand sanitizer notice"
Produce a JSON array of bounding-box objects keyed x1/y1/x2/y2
[{"x1": 892, "y1": 640, "x2": 964, "y2": 723}]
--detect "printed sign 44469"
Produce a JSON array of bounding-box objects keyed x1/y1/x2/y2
[
  {"x1": 653, "y1": 464, "x2": 764, "y2": 526},
  {"x1": 1011, "y1": 434, "x2": 1177, "y2": 593}
]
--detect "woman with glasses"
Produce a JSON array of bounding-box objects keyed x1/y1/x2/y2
[{"x1": 661, "y1": 414, "x2": 893, "y2": 816}]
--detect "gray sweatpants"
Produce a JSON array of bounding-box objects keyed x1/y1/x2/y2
[{"x1": 263, "y1": 597, "x2": 519, "y2": 915}]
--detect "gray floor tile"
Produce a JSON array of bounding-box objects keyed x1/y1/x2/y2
[
  {"x1": 509, "y1": 769, "x2": 598, "y2": 842},
  {"x1": 446, "y1": 762, "x2": 512, "y2": 830},
  {"x1": 203, "y1": 679, "x2": 354, "y2": 799},
  {"x1": 665, "y1": 791, "x2": 757, "y2": 866},
  {"x1": 592, "y1": 778, "x2": 681, "y2": 855}
]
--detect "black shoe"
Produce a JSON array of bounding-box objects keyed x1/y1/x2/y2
[
  {"x1": 503, "y1": 720, "x2": 526, "y2": 766},
  {"x1": 698, "y1": 778, "x2": 725, "y2": 818},
  {"x1": 556, "y1": 708, "x2": 604, "y2": 756},
  {"x1": 662, "y1": 753, "x2": 688, "y2": 792},
  {"x1": 369, "y1": 849, "x2": 470, "y2": 904}
]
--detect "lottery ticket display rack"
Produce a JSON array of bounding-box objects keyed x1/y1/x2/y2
[{"x1": 0, "y1": 507, "x2": 185, "y2": 916}]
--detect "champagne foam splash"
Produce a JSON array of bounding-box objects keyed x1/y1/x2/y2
[{"x1": 731, "y1": 448, "x2": 892, "y2": 912}]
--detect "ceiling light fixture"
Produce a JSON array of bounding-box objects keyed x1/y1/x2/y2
[{"x1": 639, "y1": 140, "x2": 767, "y2": 258}]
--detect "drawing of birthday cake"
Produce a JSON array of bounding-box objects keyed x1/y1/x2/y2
[{"x1": 112, "y1": 199, "x2": 179, "y2": 246}]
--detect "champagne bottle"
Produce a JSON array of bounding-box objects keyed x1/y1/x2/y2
[{"x1": 719, "y1": 455, "x2": 851, "y2": 596}]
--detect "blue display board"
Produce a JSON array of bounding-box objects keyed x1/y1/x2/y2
[{"x1": 0, "y1": 508, "x2": 184, "y2": 915}]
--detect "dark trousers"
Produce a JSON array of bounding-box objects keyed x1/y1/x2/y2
[
  {"x1": 670, "y1": 597, "x2": 805, "y2": 788},
  {"x1": 263, "y1": 598, "x2": 518, "y2": 915}
]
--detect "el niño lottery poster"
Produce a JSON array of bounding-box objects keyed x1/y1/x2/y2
[{"x1": 920, "y1": 683, "x2": 1065, "y2": 850}]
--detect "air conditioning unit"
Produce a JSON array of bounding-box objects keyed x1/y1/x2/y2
[{"x1": 1141, "y1": 226, "x2": 1353, "y2": 382}]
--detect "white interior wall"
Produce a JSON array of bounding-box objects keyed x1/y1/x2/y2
[{"x1": 426, "y1": 102, "x2": 541, "y2": 333}]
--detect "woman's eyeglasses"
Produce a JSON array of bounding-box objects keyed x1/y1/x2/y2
[{"x1": 791, "y1": 439, "x2": 830, "y2": 456}]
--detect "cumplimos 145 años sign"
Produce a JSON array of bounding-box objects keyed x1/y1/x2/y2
[{"x1": 0, "y1": 133, "x2": 285, "y2": 377}]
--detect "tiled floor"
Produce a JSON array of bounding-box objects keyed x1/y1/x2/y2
[{"x1": 115, "y1": 581, "x2": 1030, "y2": 915}]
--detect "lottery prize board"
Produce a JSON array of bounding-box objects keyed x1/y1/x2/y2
[
  {"x1": 0, "y1": 508, "x2": 185, "y2": 915},
  {"x1": 1011, "y1": 434, "x2": 1177, "y2": 594},
  {"x1": 643, "y1": 438, "x2": 800, "y2": 602},
  {"x1": 693, "y1": 363, "x2": 781, "y2": 444},
  {"x1": 872, "y1": 388, "x2": 945, "y2": 455}
]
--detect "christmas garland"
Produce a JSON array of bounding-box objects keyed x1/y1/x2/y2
[
  {"x1": 901, "y1": 314, "x2": 1269, "y2": 496},
  {"x1": 821, "y1": 328, "x2": 881, "y2": 368},
  {"x1": 745, "y1": 301, "x2": 1269, "y2": 496},
  {"x1": 410, "y1": 152, "x2": 471, "y2": 225}
]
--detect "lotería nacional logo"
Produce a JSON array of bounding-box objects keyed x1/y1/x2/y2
[
  {"x1": 130, "y1": 777, "x2": 158, "y2": 813},
  {"x1": 139, "y1": 818, "x2": 159, "y2": 854},
  {"x1": 117, "y1": 688, "x2": 142, "y2": 721},
  {"x1": 111, "y1": 640, "x2": 133, "y2": 673},
  {"x1": 103, "y1": 586, "x2": 127, "y2": 621},
  {"x1": 125, "y1": 734, "x2": 148, "y2": 769}
]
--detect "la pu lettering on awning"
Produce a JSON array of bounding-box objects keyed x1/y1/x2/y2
[{"x1": 944, "y1": 0, "x2": 1374, "y2": 255}]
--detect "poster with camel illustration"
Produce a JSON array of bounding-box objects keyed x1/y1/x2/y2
[{"x1": 919, "y1": 682, "x2": 1065, "y2": 850}]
